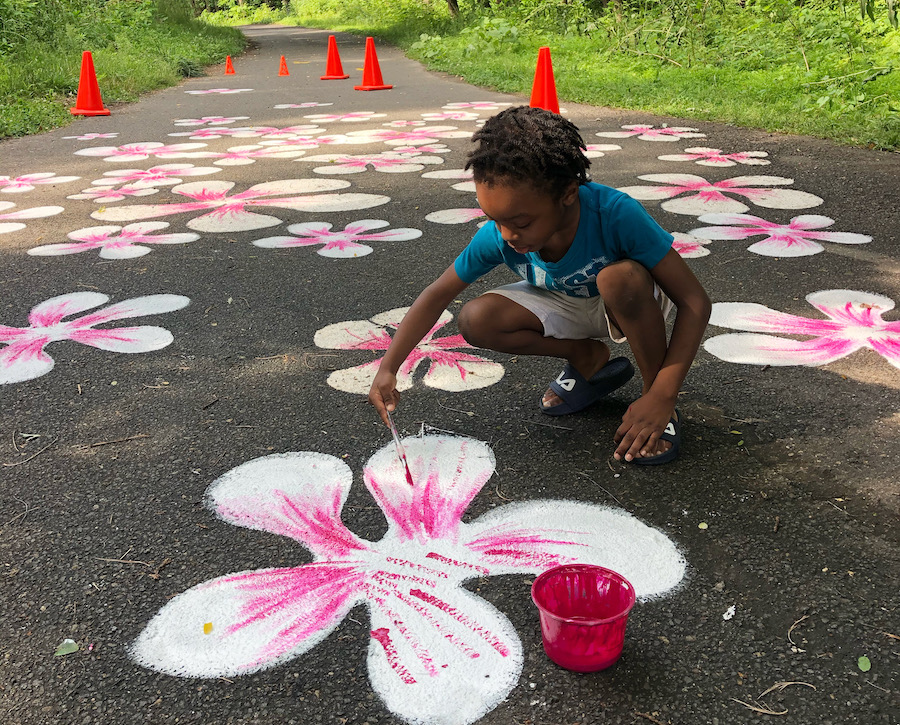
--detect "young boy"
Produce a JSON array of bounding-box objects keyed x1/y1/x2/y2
[{"x1": 369, "y1": 106, "x2": 711, "y2": 464}]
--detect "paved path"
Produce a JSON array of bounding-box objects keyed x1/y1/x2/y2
[{"x1": 1, "y1": 25, "x2": 898, "y2": 725}]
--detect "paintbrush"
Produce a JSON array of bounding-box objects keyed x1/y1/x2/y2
[{"x1": 386, "y1": 408, "x2": 415, "y2": 487}]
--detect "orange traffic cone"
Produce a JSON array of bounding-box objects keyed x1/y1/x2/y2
[
  {"x1": 354, "y1": 37, "x2": 392, "y2": 91},
  {"x1": 70, "y1": 51, "x2": 110, "y2": 117},
  {"x1": 529, "y1": 46, "x2": 559, "y2": 115},
  {"x1": 278, "y1": 55, "x2": 290, "y2": 77},
  {"x1": 321, "y1": 35, "x2": 349, "y2": 80},
  {"x1": 225, "y1": 55, "x2": 235, "y2": 75}
]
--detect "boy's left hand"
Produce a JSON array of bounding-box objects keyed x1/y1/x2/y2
[{"x1": 613, "y1": 394, "x2": 675, "y2": 462}]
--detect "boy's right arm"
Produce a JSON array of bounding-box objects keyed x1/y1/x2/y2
[{"x1": 369, "y1": 265, "x2": 470, "y2": 426}]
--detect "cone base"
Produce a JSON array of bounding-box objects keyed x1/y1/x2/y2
[
  {"x1": 70, "y1": 107, "x2": 111, "y2": 116},
  {"x1": 354, "y1": 84, "x2": 393, "y2": 91},
  {"x1": 321, "y1": 74, "x2": 350, "y2": 80}
]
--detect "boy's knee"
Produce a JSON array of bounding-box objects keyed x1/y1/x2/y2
[
  {"x1": 457, "y1": 299, "x2": 488, "y2": 345},
  {"x1": 596, "y1": 260, "x2": 653, "y2": 309}
]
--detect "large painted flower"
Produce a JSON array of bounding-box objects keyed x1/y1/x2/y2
[
  {"x1": 74, "y1": 142, "x2": 208, "y2": 162},
  {"x1": 130, "y1": 434, "x2": 686, "y2": 725},
  {"x1": 421, "y1": 111, "x2": 479, "y2": 122},
  {"x1": 0, "y1": 172, "x2": 81, "y2": 193},
  {"x1": 617, "y1": 174, "x2": 823, "y2": 216},
  {"x1": 90, "y1": 164, "x2": 221, "y2": 189},
  {"x1": 63, "y1": 132, "x2": 119, "y2": 140},
  {"x1": 314, "y1": 307, "x2": 504, "y2": 394},
  {"x1": 425, "y1": 208, "x2": 486, "y2": 225},
  {"x1": 173, "y1": 116, "x2": 249, "y2": 126},
  {"x1": 178, "y1": 144, "x2": 312, "y2": 167},
  {"x1": 688, "y1": 213, "x2": 871, "y2": 257},
  {"x1": 303, "y1": 112, "x2": 387, "y2": 123},
  {"x1": 184, "y1": 88, "x2": 253, "y2": 95},
  {"x1": 299, "y1": 152, "x2": 443, "y2": 175},
  {"x1": 90, "y1": 179, "x2": 389, "y2": 233},
  {"x1": 67, "y1": 185, "x2": 160, "y2": 203},
  {"x1": 596, "y1": 124, "x2": 706, "y2": 142},
  {"x1": 344, "y1": 126, "x2": 471, "y2": 147},
  {"x1": 704, "y1": 290, "x2": 900, "y2": 369},
  {"x1": 273, "y1": 102, "x2": 333, "y2": 109},
  {"x1": 28, "y1": 222, "x2": 199, "y2": 260},
  {"x1": 421, "y1": 169, "x2": 475, "y2": 193},
  {"x1": 0, "y1": 292, "x2": 189, "y2": 384},
  {"x1": 442, "y1": 101, "x2": 512, "y2": 110},
  {"x1": 253, "y1": 220, "x2": 422, "y2": 258},
  {"x1": 0, "y1": 202, "x2": 65, "y2": 234},
  {"x1": 657, "y1": 147, "x2": 770, "y2": 167}
]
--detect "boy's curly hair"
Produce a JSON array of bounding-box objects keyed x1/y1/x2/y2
[{"x1": 465, "y1": 106, "x2": 591, "y2": 198}]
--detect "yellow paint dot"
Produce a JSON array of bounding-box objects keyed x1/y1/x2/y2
[
  {"x1": 698, "y1": 522, "x2": 708, "y2": 530},
  {"x1": 203, "y1": 622, "x2": 213, "y2": 635}
]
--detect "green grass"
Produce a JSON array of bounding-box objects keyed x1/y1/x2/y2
[
  {"x1": 284, "y1": 0, "x2": 900, "y2": 149},
  {"x1": 0, "y1": 0, "x2": 246, "y2": 139}
]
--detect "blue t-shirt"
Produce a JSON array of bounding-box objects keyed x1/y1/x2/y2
[{"x1": 454, "y1": 182, "x2": 673, "y2": 298}]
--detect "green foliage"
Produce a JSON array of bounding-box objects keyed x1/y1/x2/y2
[
  {"x1": 0, "y1": 0, "x2": 245, "y2": 138},
  {"x1": 200, "y1": 0, "x2": 288, "y2": 26},
  {"x1": 290, "y1": 0, "x2": 899, "y2": 148}
]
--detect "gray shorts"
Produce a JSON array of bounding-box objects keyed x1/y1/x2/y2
[{"x1": 486, "y1": 280, "x2": 674, "y2": 343}]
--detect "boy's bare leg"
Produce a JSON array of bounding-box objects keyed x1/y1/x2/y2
[
  {"x1": 457, "y1": 293, "x2": 611, "y2": 401},
  {"x1": 596, "y1": 260, "x2": 672, "y2": 458}
]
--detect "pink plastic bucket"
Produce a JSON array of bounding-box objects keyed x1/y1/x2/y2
[{"x1": 531, "y1": 564, "x2": 636, "y2": 672}]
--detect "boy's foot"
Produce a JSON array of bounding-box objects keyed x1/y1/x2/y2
[
  {"x1": 631, "y1": 410, "x2": 681, "y2": 465},
  {"x1": 539, "y1": 356, "x2": 635, "y2": 416}
]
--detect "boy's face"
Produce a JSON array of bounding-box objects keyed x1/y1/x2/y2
[{"x1": 475, "y1": 180, "x2": 579, "y2": 255}]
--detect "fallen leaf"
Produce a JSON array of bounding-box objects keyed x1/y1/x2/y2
[
  {"x1": 54, "y1": 639, "x2": 78, "y2": 656},
  {"x1": 858, "y1": 655, "x2": 872, "y2": 672}
]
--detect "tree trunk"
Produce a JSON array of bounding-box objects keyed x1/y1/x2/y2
[{"x1": 446, "y1": 0, "x2": 460, "y2": 16}]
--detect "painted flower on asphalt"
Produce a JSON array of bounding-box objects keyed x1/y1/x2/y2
[
  {"x1": 173, "y1": 116, "x2": 249, "y2": 127},
  {"x1": 90, "y1": 179, "x2": 389, "y2": 233},
  {"x1": 299, "y1": 152, "x2": 443, "y2": 175},
  {"x1": 421, "y1": 111, "x2": 479, "y2": 122},
  {"x1": 705, "y1": 290, "x2": 900, "y2": 369},
  {"x1": 230, "y1": 125, "x2": 323, "y2": 140},
  {"x1": 442, "y1": 101, "x2": 512, "y2": 110},
  {"x1": 169, "y1": 127, "x2": 259, "y2": 140},
  {"x1": 63, "y1": 132, "x2": 119, "y2": 140},
  {"x1": 344, "y1": 126, "x2": 472, "y2": 147},
  {"x1": 617, "y1": 174, "x2": 823, "y2": 216},
  {"x1": 28, "y1": 222, "x2": 199, "y2": 260},
  {"x1": 179, "y1": 144, "x2": 311, "y2": 167},
  {"x1": 657, "y1": 147, "x2": 770, "y2": 167},
  {"x1": 0, "y1": 202, "x2": 64, "y2": 235},
  {"x1": 421, "y1": 169, "x2": 474, "y2": 192},
  {"x1": 74, "y1": 142, "x2": 207, "y2": 163},
  {"x1": 383, "y1": 120, "x2": 427, "y2": 128},
  {"x1": 391, "y1": 143, "x2": 451, "y2": 155},
  {"x1": 689, "y1": 213, "x2": 871, "y2": 257},
  {"x1": 0, "y1": 292, "x2": 189, "y2": 384},
  {"x1": 596, "y1": 125, "x2": 706, "y2": 142},
  {"x1": 130, "y1": 434, "x2": 685, "y2": 724},
  {"x1": 253, "y1": 220, "x2": 422, "y2": 258},
  {"x1": 315, "y1": 308, "x2": 504, "y2": 394},
  {"x1": 274, "y1": 102, "x2": 333, "y2": 109},
  {"x1": 303, "y1": 112, "x2": 387, "y2": 123},
  {"x1": 90, "y1": 164, "x2": 221, "y2": 190},
  {"x1": 671, "y1": 232, "x2": 712, "y2": 258},
  {"x1": 68, "y1": 185, "x2": 160, "y2": 203},
  {"x1": 584, "y1": 144, "x2": 622, "y2": 159},
  {"x1": 425, "y1": 208, "x2": 486, "y2": 225},
  {"x1": 0, "y1": 173, "x2": 81, "y2": 193},
  {"x1": 184, "y1": 88, "x2": 253, "y2": 95}
]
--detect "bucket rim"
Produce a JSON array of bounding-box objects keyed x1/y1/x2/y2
[{"x1": 530, "y1": 564, "x2": 636, "y2": 625}]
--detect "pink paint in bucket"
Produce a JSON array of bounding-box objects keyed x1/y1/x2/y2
[{"x1": 531, "y1": 564, "x2": 635, "y2": 672}]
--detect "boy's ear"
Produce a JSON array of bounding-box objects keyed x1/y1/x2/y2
[{"x1": 560, "y1": 182, "x2": 580, "y2": 206}]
